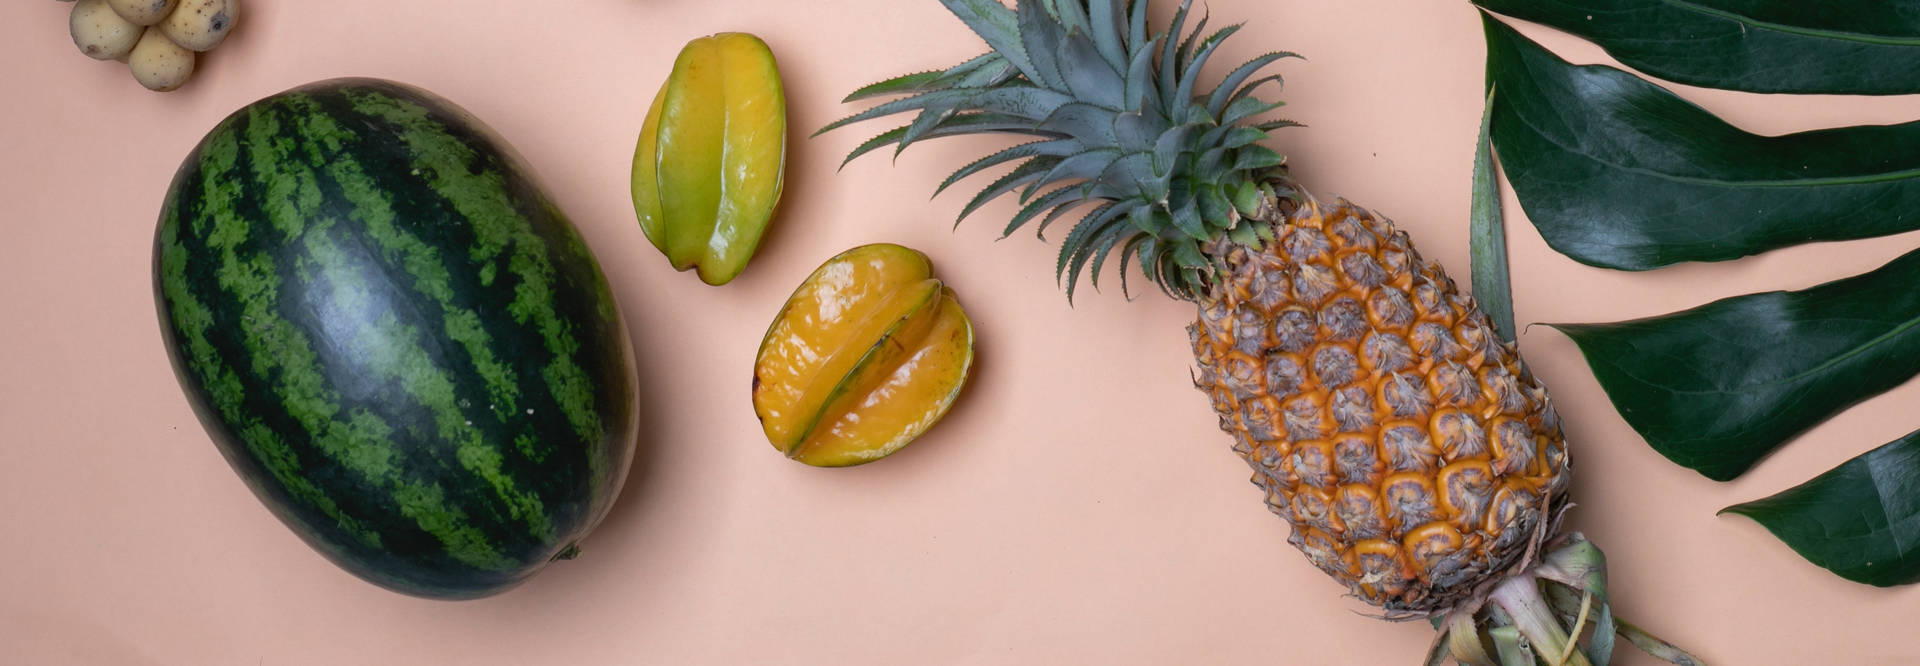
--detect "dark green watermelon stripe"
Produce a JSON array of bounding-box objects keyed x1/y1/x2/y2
[
  {"x1": 275, "y1": 96, "x2": 558, "y2": 543},
  {"x1": 286, "y1": 98, "x2": 525, "y2": 420},
  {"x1": 234, "y1": 102, "x2": 516, "y2": 570},
  {"x1": 159, "y1": 128, "x2": 384, "y2": 550},
  {"x1": 342, "y1": 90, "x2": 608, "y2": 479}
]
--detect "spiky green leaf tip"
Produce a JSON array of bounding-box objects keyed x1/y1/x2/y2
[{"x1": 822, "y1": 0, "x2": 1301, "y2": 302}]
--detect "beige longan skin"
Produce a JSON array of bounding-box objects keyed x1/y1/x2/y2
[
  {"x1": 128, "y1": 28, "x2": 194, "y2": 92},
  {"x1": 107, "y1": 0, "x2": 177, "y2": 26},
  {"x1": 70, "y1": 0, "x2": 141, "y2": 61},
  {"x1": 158, "y1": 0, "x2": 234, "y2": 52}
]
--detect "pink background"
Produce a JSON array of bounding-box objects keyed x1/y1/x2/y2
[{"x1": 5, "y1": 1, "x2": 1919, "y2": 663}]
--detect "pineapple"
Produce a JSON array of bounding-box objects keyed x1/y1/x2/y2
[{"x1": 826, "y1": 0, "x2": 1697, "y2": 663}]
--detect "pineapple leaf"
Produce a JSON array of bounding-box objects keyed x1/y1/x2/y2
[
  {"x1": 1227, "y1": 74, "x2": 1287, "y2": 110},
  {"x1": 939, "y1": 0, "x2": 1041, "y2": 84},
  {"x1": 959, "y1": 157, "x2": 1061, "y2": 225},
  {"x1": 1255, "y1": 118, "x2": 1304, "y2": 132},
  {"x1": 1176, "y1": 24, "x2": 1244, "y2": 108},
  {"x1": 815, "y1": 89, "x2": 991, "y2": 137},
  {"x1": 1057, "y1": 201, "x2": 1133, "y2": 297},
  {"x1": 841, "y1": 126, "x2": 912, "y2": 169},
  {"x1": 1231, "y1": 145, "x2": 1285, "y2": 171},
  {"x1": 1035, "y1": 149, "x2": 1126, "y2": 199},
  {"x1": 1035, "y1": 191, "x2": 1096, "y2": 239},
  {"x1": 1197, "y1": 183, "x2": 1233, "y2": 224},
  {"x1": 935, "y1": 138, "x2": 1082, "y2": 197},
  {"x1": 935, "y1": 52, "x2": 1005, "y2": 84},
  {"x1": 1086, "y1": 0, "x2": 1128, "y2": 73},
  {"x1": 1206, "y1": 52, "x2": 1299, "y2": 117},
  {"x1": 949, "y1": 58, "x2": 1022, "y2": 89},
  {"x1": 1107, "y1": 152, "x2": 1167, "y2": 202},
  {"x1": 1193, "y1": 146, "x2": 1231, "y2": 183},
  {"x1": 1220, "y1": 126, "x2": 1269, "y2": 150},
  {"x1": 1113, "y1": 111, "x2": 1163, "y2": 152},
  {"x1": 1065, "y1": 214, "x2": 1132, "y2": 300},
  {"x1": 1174, "y1": 12, "x2": 1212, "y2": 82},
  {"x1": 898, "y1": 106, "x2": 961, "y2": 155},
  {"x1": 1157, "y1": 0, "x2": 1194, "y2": 109},
  {"x1": 1469, "y1": 87, "x2": 1517, "y2": 344},
  {"x1": 1059, "y1": 32, "x2": 1128, "y2": 109},
  {"x1": 1044, "y1": 0, "x2": 1092, "y2": 36},
  {"x1": 1084, "y1": 216, "x2": 1132, "y2": 292},
  {"x1": 1172, "y1": 241, "x2": 1208, "y2": 297},
  {"x1": 1220, "y1": 95, "x2": 1285, "y2": 128},
  {"x1": 1127, "y1": 0, "x2": 1150, "y2": 56},
  {"x1": 1152, "y1": 124, "x2": 1204, "y2": 177},
  {"x1": 839, "y1": 114, "x2": 1040, "y2": 168},
  {"x1": 1006, "y1": 186, "x2": 1086, "y2": 239},
  {"x1": 1123, "y1": 35, "x2": 1162, "y2": 112},
  {"x1": 1114, "y1": 233, "x2": 1149, "y2": 299},
  {"x1": 1039, "y1": 102, "x2": 1122, "y2": 143},
  {"x1": 844, "y1": 70, "x2": 948, "y2": 103},
  {"x1": 1018, "y1": 0, "x2": 1070, "y2": 90},
  {"x1": 1170, "y1": 196, "x2": 1208, "y2": 240}
]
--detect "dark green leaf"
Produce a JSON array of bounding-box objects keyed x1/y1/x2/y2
[
  {"x1": 1552, "y1": 247, "x2": 1920, "y2": 481},
  {"x1": 1470, "y1": 88, "x2": 1516, "y2": 344},
  {"x1": 1722, "y1": 429, "x2": 1920, "y2": 586},
  {"x1": 1474, "y1": 0, "x2": 1920, "y2": 95},
  {"x1": 1484, "y1": 16, "x2": 1920, "y2": 271}
]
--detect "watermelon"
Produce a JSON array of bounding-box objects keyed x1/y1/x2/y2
[{"x1": 152, "y1": 78, "x2": 640, "y2": 599}]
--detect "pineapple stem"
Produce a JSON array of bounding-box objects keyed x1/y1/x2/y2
[{"x1": 1489, "y1": 575, "x2": 1591, "y2": 666}]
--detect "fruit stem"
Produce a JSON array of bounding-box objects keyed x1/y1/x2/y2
[{"x1": 1489, "y1": 574, "x2": 1591, "y2": 666}]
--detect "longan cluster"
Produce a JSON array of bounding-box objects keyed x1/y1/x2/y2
[{"x1": 64, "y1": 0, "x2": 238, "y2": 92}]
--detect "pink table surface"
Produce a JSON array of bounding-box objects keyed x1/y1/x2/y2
[{"x1": 4, "y1": 1, "x2": 1918, "y2": 664}]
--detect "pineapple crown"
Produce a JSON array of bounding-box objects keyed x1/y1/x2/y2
[{"x1": 820, "y1": 0, "x2": 1301, "y2": 301}]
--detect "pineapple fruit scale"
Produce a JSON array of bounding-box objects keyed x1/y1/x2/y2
[
  {"x1": 827, "y1": 0, "x2": 1695, "y2": 662},
  {"x1": 1195, "y1": 196, "x2": 1569, "y2": 615}
]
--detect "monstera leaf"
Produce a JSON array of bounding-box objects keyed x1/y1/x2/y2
[
  {"x1": 1476, "y1": 0, "x2": 1920, "y2": 95},
  {"x1": 1482, "y1": 17, "x2": 1920, "y2": 271},
  {"x1": 1475, "y1": 8, "x2": 1920, "y2": 584}
]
